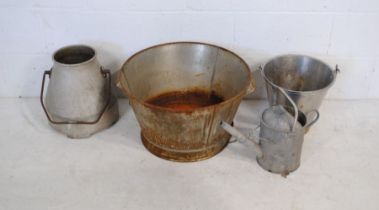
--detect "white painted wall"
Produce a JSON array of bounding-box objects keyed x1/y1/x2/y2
[{"x1": 0, "y1": 0, "x2": 378, "y2": 99}]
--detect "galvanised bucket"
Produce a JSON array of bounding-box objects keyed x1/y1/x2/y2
[{"x1": 261, "y1": 55, "x2": 338, "y2": 130}]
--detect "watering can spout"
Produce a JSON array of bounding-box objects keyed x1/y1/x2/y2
[{"x1": 220, "y1": 121, "x2": 263, "y2": 158}]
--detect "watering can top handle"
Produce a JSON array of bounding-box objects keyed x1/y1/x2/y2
[
  {"x1": 258, "y1": 65, "x2": 298, "y2": 131},
  {"x1": 277, "y1": 87, "x2": 298, "y2": 131}
]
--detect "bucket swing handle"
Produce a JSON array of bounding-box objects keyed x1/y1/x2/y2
[{"x1": 40, "y1": 67, "x2": 112, "y2": 125}]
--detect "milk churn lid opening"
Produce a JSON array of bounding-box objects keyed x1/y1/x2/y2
[
  {"x1": 262, "y1": 106, "x2": 303, "y2": 132},
  {"x1": 53, "y1": 45, "x2": 96, "y2": 65}
]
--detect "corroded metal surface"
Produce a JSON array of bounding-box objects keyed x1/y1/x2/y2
[
  {"x1": 118, "y1": 42, "x2": 254, "y2": 161},
  {"x1": 133, "y1": 93, "x2": 242, "y2": 162}
]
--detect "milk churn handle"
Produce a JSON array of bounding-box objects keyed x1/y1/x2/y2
[{"x1": 40, "y1": 67, "x2": 112, "y2": 125}]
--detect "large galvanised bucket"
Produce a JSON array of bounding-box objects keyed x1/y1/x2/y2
[
  {"x1": 262, "y1": 55, "x2": 339, "y2": 129},
  {"x1": 117, "y1": 42, "x2": 255, "y2": 162}
]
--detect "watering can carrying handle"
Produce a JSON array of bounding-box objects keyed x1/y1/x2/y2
[
  {"x1": 305, "y1": 109, "x2": 320, "y2": 129},
  {"x1": 40, "y1": 67, "x2": 112, "y2": 125}
]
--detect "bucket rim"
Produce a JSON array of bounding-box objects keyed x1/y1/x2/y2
[
  {"x1": 262, "y1": 54, "x2": 337, "y2": 94},
  {"x1": 52, "y1": 44, "x2": 97, "y2": 67},
  {"x1": 117, "y1": 41, "x2": 254, "y2": 113}
]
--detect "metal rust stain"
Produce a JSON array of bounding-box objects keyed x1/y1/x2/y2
[
  {"x1": 131, "y1": 88, "x2": 242, "y2": 162},
  {"x1": 145, "y1": 89, "x2": 223, "y2": 113}
]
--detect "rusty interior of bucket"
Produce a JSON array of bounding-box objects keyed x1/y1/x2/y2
[
  {"x1": 54, "y1": 45, "x2": 95, "y2": 65},
  {"x1": 146, "y1": 89, "x2": 224, "y2": 111},
  {"x1": 121, "y1": 43, "x2": 250, "y2": 103}
]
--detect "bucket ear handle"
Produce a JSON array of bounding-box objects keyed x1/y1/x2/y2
[
  {"x1": 220, "y1": 121, "x2": 263, "y2": 158},
  {"x1": 258, "y1": 65, "x2": 263, "y2": 71},
  {"x1": 258, "y1": 65, "x2": 266, "y2": 78},
  {"x1": 335, "y1": 65, "x2": 341, "y2": 75},
  {"x1": 40, "y1": 67, "x2": 112, "y2": 125},
  {"x1": 246, "y1": 71, "x2": 256, "y2": 95},
  {"x1": 305, "y1": 110, "x2": 320, "y2": 129},
  {"x1": 116, "y1": 70, "x2": 132, "y2": 96}
]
